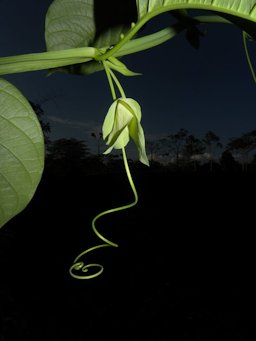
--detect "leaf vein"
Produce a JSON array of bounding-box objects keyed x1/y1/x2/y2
[
  {"x1": 249, "y1": 3, "x2": 256, "y2": 15},
  {"x1": 0, "y1": 142, "x2": 33, "y2": 186},
  {"x1": 0, "y1": 172, "x2": 20, "y2": 211}
]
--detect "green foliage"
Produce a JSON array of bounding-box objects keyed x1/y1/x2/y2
[
  {"x1": 0, "y1": 79, "x2": 44, "y2": 228},
  {"x1": 45, "y1": 0, "x2": 132, "y2": 75}
]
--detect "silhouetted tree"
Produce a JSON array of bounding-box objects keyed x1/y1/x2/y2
[
  {"x1": 46, "y1": 138, "x2": 90, "y2": 176},
  {"x1": 227, "y1": 130, "x2": 256, "y2": 172},
  {"x1": 250, "y1": 153, "x2": 256, "y2": 171},
  {"x1": 146, "y1": 139, "x2": 161, "y2": 162},
  {"x1": 203, "y1": 131, "x2": 222, "y2": 171},
  {"x1": 163, "y1": 128, "x2": 189, "y2": 166},
  {"x1": 220, "y1": 150, "x2": 239, "y2": 172},
  {"x1": 91, "y1": 132, "x2": 103, "y2": 155},
  {"x1": 183, "y1": 134, "x2": 205, "y2": 170},
  {"x1": 29, "y1": 101, "x2": 51, "y2": 145},
  {"x1": 47, "y1": 138, "x2": 89, "y2": 161}
]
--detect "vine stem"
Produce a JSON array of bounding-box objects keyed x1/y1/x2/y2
[
  {"x1": 0, "y1": 47, "x2": 97, "y2": 75},
  {"x1": 112, "y1": 15, "x2": 230, "y2": 58},
  {"x1": 103, "y1": 60, "x2": 117, "y2": 99},
  {"x1": 69, "y1": 147, "x2": 138, "y2": 280},
  {"x1": 91, "y1": 147, "x2": 138, "y2": 246},
  {"x1": 95, "y1": 4, "x2": 238, "y2": 62},
  {"x1": 243, "y1": 31, "x2": 256, "y2": 83},
  {"x1": 69, "y1": 63, "x2": 138, "y2": 279},
  {"x1": 108, "y1": 68, "x2": 126, "y2": 98}
]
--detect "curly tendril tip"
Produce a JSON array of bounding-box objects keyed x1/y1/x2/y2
[{"x1": 69, "y1": 148, "x2": 138, "y2": 280}]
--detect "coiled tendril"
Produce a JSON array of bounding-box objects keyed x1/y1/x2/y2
[{"x1": 69, "y1": 148, "x2": 138, "y2": 279}]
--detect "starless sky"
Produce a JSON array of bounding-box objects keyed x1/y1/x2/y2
[{"x1": 1, "y1": 0, "x2": 256, "y2": 156}]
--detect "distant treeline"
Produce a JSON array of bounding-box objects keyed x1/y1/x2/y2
[
  {"x1": 44, "y1": 131, "x2": 256, "y2": 175},
  {"x1": 34, "y1": 101, "x2": 256, "y2": 174}
]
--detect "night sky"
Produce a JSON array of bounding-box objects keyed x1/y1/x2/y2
[{"x1": 1, "y1": 0, "x2": 256, "y2": 156}]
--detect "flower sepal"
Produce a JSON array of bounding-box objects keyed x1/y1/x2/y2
[{"x1": 102, "y1": 98, "x2": 149, "y2": 166}]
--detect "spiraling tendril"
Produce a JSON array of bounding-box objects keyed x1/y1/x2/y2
[
  {"x1": 69, "y1": 56, "x2": 148, "y2": 279},
  {"x1": 69, "y1": 147, "x2": 138, "y2": 279}
]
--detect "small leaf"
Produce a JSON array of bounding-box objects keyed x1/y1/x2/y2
[
  {"x1": 0, "y1": 79, "x2": 44, "y2": 228},
  {"x1": 106, "y1": 57, "x2": 141, "y2": 77}
]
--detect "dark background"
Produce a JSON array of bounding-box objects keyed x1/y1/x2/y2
[
  {"x1": 0, "y1": 164, "x2": 255, "y2": 340},
  {"x1": 1, "y1": 1, "x2": 256, "y2": 340}
]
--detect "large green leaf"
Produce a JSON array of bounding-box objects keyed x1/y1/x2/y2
[
  {"x1": 136, "y1": 0, "x2": 256, "y2": 38},
  {"x1": 0, "y1": 79, "x2": 44, "y2": 228},
  {"x1": 137, "y1": 0, "x2": 256, "y2": 19},
  {"x1": 45, "y1": 0, "x2": 96, "y2": 51}
]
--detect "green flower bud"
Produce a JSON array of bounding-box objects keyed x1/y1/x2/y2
[{"x1": 102, "y1": 98, "x2": 149, "y2": 166}]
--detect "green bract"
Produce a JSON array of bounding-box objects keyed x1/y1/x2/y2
[{"x1": 102, "y1": 98, "x2": 149, "y2": 166}]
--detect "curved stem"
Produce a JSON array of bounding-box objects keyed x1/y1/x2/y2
[
  {"x1": 113, "y1": 24, "x2": 184, "y2": 58},
  {"x1": 112, "y1": 15, "x2": 231, "y2": 58},
  {"x1": 91, "y1": 148, "x2": 138, "y2": 245},
  {"x1": 194, "y1": 15, "x2": 231, "y2": 24},
  {"x1": 69, "y1": 147, "x2": 138, "y2": 280},
  {"x1": 243, "y1": 31, "x2": 256, "y2": 83},
  {"x1": 108, "y1": 68, "x2": 126, "y2": 98},
  {"x1": 103, "y1": 61, "x2": 117, "y2": 99},
  {"x1": 96, "y1": 2, "x2": 242, "y2": 62},
  {"x1": 121, "y1": 147, "x2": 138, "y2": 205}
]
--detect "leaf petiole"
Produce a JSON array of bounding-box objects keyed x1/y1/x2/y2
[
  {"x1": 111, "y1": 15, "x2": 230, "y2": 58},
  {"x1": 103, "y1": 61, "x2": 117, "y2": 100},
  {"x1": 0, "y1": 47, "x2": 99, "y2": 75},
  {"x1": 103, "y1": 61, "x2": 126, "y2": 99},
  {"x1": 108, "y1": 68, "x2": 126, "y2": 98}
]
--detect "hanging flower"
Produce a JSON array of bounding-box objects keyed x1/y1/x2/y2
[{"x1": 102, "y1": 98, "x2": 149, "y2": 166}]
